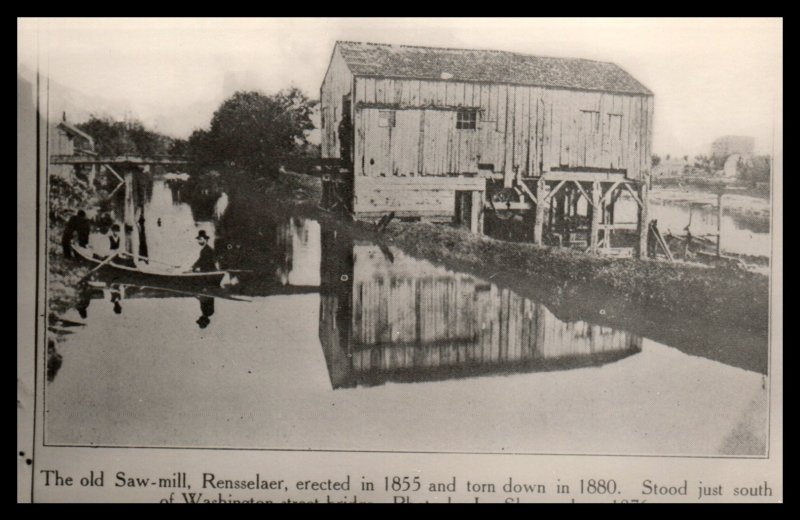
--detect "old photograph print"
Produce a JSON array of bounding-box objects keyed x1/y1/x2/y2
[{"x1": 21, "y1": 18, "x2": 777, "y2": 457}]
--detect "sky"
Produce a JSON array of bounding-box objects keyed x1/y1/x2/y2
[{"x1": 18, "y1": 17, "x2": 782, "y2": 157}]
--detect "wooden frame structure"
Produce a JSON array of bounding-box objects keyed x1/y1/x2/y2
[
  {"x1": 320, "y1": 41, "x2": 654, "y2": 257},
  {"x1": 50, "y1": 154, "x2": 189, "y2": 266}
]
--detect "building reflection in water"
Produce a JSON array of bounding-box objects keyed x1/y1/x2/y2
[{"x1": 319, "y1": 225, "x2": 642, "y2": 389}]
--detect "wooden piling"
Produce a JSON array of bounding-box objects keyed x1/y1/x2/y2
[
  {"x1": 470, "y1": 190, "x2": 485, "y2": 235},
  {"x1": 123, "y1": 170, "x2": 139, "y2": 266},
  {"x1": 637, "y1": 181, "x2": 649, "y2": 259},
  {"x1": 590, "y1": 180, "x2": 601, "y2": 253},
  {"x1": 533, "y1": 178, "x2": 547, "y2": 245},
  {"x1": 716, "y1": 191, "x2": 723, "y2": 257}
]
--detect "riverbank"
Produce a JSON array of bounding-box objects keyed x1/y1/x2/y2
[
  {"x1": 242, "y1": 170, "x2": 769, "y2": 372},
  {"x1": 653, "y1": 177, "x2": 770, "y2": 200},
  {"x1": 47, "y1": 175, "x2": 99, "y2": 381}
]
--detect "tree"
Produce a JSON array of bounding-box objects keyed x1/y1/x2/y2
[
  {"x1": 651, "y1": 154, "x2": 661, "y2": 167},
  {"x1": 195, "y1": 88, "x2": 318, "y2": 177},
  {"x1": 77, "y1": 116, "x2": 178, "y2": 157},
  {"x1": 738, "y1": 155, "x2": 771, "y2": 184}
]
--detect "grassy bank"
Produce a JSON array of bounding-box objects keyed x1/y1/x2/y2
[{"x1": 276, "y1": 171, "x2": 767, "y2": 323}]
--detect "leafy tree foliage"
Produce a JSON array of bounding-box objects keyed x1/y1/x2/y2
[
  {"x1": 651, "y1": 154, "x2": 661, "y2": 167},
  {"x1": 188, "y1": 88, "x2": 318, "y2": 177},
  {"x1": 76, "y1": 116, "x2": 177, "y2": 157},
  {"x1": 737, "y1": 155, "x2": 771, "y2": 183}
]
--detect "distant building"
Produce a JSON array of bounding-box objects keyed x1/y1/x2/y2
[
  {"x1": 711, "y1": 135, "x2": 754, "y2": 158},
  {"x1": 50, "y1": 113, "x2": 96, "y2": 180},
  {"x1": 652, "y1": 157, "x2": 691, "y2": 178}
]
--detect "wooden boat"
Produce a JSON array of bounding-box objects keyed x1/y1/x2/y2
[{"x1": 71, "y1": 243, "x2": 228, "y2": 289}]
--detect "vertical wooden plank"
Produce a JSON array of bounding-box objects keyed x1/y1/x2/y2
[
  {"x1": 436, "y1": 81, "x2": 447, "y2": 106},
  {"x1": 525, "y1": 87, "x2": 534, "y2": 176},
  {"x1": 534, "y1": 178, "x2": 547, "y2": 245},
  {"x1": 375, "y1": 79, "x2": 386, "y2": 104},
  {"x1": 590, "y1": 180, "x2": 601, "y2": 253},
  {"x1": 124, "y1": 171, "x2": 138, "y2": 264},
  {"x1": 459, "y1": 82, "x2": 469, "y2": 106},
  {"x1": 503, "y1": 85, "x2": 514, "y2": 185},
  {"x1": 630, "y1": 97, "x2": 640, "y2": 180},
  {"x1": 417, "y1": 109, "x2": 425, "y2": 174},
  {"x1": 513, "y1": 86, "x2": 525, "y2": 177},
  {"x1": 365, "y1": 78, "x2": 376, "y2": 103},
  {"x1": 541, "y1": 89, "x2": 550, "y2": 173},
  {"x1": 394, "y1": 79, "x2": 403, "y2": 105}
]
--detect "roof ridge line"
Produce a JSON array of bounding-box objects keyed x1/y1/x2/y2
[{"x1": 335, "y1": 40, "x2": 618, "y2": 66}]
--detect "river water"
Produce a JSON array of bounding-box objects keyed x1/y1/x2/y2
[{"x1": 46, "y1": 178, "x2": 769, "y2": 456}]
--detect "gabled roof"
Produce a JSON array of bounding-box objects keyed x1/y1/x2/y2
[
  {"x1": 336, "y1": 41, "x2": 652, "y2": 96},
  {"x1": 57, "y1": 121, "x2": 95, "y2": 150}
]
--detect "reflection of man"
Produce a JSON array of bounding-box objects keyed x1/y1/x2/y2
[
  {"x1": 196, "y1": 296, "x2": 215, "y2": 328},
  {"x1": 192, "y1": 230, "x2": 217, "y2": 272}
]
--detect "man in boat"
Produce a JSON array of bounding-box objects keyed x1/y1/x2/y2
[
  {"x1": 192, "y1": 230, "x2": 218, "y2": 272},
  {"x1": 62, "y1": 210, "x2": 90, "y2": 258}
]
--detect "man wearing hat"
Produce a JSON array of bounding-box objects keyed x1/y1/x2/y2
[{"x1": 192, "y1": 230, "x2": 218, "y2": 272}]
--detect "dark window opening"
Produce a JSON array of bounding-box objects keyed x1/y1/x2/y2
[
  {"x1": 342, "y1": 94, "x2": 352, "y2": 118},
  {"x1": 580, "y1": 110, "x2": 600, "y2": 134},
  {"x1": 457, "y1": 109, "x2": 478, "y2": 130}
]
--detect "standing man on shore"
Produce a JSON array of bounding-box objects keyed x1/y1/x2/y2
[{"x1": 62, "y1": 210, "x2": 90, "y2": 258}]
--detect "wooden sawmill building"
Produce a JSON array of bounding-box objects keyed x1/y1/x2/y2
[{"x1": 320, "y1": 41, "x2": 654, "y2": 255}]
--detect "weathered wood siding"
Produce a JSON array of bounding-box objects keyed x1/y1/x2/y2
[
  {"x1": 353, "y1": 176, "x2": 485, "y2": 218},
  {"x1": 320, "y1": 47, "x2": 354, "y2": 159},
  {"x1": 335, "y1": 244, "x2": 640, "y2": 379},
  {"x1": 349, "y1": 77, "x2": 653, "y2": 181}
]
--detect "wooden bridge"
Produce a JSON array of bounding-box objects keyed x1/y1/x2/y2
[
  {"x1": 50, "y1": 153, "x2": 189, "y2": 267},
  {"x1": 50, "y1": 154, "x2": 189, "y2": 166}
]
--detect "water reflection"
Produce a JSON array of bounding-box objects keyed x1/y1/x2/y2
[
  {"x1": 649, "y1": 199, "x2": 770, "y2": 258},
  {"x1": 318, "y1": 227, "x2": 642, "y2": 389},
  {"x1": 50, "y1": 198, "x2": 767, "y2": 455}
]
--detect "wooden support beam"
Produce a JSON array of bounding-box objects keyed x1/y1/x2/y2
[
  {"x1": 103, "y1": 164, "x2": 124, "y2": 183},
  {"x1": 572, "y1": 181, "x2": 593, "y2": 208},
  {"x1": 471, "y1": 190, "x2": 485, "y2": 235},
  {"x1": 533, "y1": 178, "x2": 548, "y2": 246},
  {"x1": 544, "y1": 180, "x2": 567, "y2": 202},
  {"x1": 123, "y1": 171, "x2": 139, "y2": 266},
  {"x1": 600, "y1": 180, "x2": 623, "y2": 205},
  {"x1": 517, "y1": 179, "x2": 538, "y2": 205},
  {"x1": 542, "y1": 170, "x2": 627, "y2": 183},
  {"x1": 590, "y1": 180, "x2": 601, "y2": 253},
  {"x1": 637, "y1": 182, "x2": 649, "y2": 258},
  {"x1": 624, "y1": 181, "x2": 644, "y2": 208},
  {"x1": 716, "y1": 191, "x2": 724, "y2": 257}
]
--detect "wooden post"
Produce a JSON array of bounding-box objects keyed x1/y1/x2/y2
[
  {"x1": 716, "y1": 191, "x2": 723, "y2": 257},
  {"x1": 637, "y1": 181, "x2": 649, "y2": 259},
  {"x1": 533, "y1": 178, "x2": 547, "y2": 245},
  {"x1": 605, "y1": 186, "x2": 614, "y2": 250},
  {"x1": 123, "y1": 170, "x2": 139, "y2": 266},
  {"x1": 470, "y1": 190, "x2": 484, "y2": 235},
  {"x1": 590, "y1": 181, "x2": 601, "y2": 253}
]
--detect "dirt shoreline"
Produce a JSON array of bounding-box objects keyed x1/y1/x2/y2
[{"x1": 257, "y1": 171, "x2": 769, "y2": 373}]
